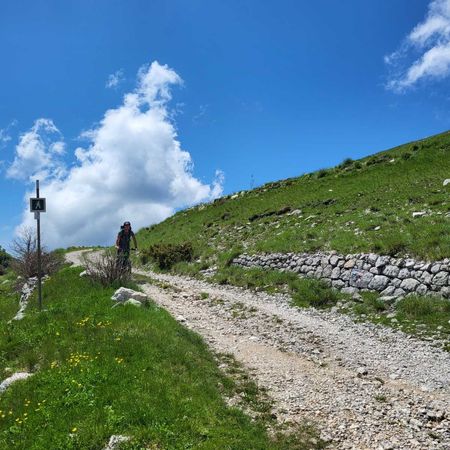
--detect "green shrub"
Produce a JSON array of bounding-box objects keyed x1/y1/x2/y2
[
  {"x1": 401, "y1": 152, "x2": 412, "y2": 160},
  {"x1": 291, "y1": 278, "x2": 339, "y2": 308},
  {"x1": 142, "y1": 242, "x2": 194, "y2": 270},
  {"x1": 0, "y1": 246, "x2": 11, "y2": 273},
  {"x1": 339, "y1": 157, "x2": 354, "y2": 169}
]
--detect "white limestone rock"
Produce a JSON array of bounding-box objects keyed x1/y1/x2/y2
[
  {"x1": 368, "y1": 275, "x2": 389, "y2": 291},
  {"x1": 0, "y1": 372, "x2": 32, "y2": 393},
  {"x1": 111, "y1": 287, "x2": 148, "y2": 304},
  {"x1": 103, "y1": 435, "x2": 131, "y2": 450}
]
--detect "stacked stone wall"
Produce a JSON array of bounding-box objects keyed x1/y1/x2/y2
[{"x1": 232, "y1": 252, "x2": 450, "y2": 299}]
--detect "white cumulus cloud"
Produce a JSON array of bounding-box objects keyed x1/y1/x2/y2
[
  {"x1": 386, "y1": 0, "x2": 450, "y2": 92},
  {"x1": 13, "y1": 61, "x2": 223, "y2": 249},
  {"x1": 7, "y1": 118, "x2": 66, "y2": 181},
  {"x1": 106, "y1": 69, "x2": 124, "y2": 89}
]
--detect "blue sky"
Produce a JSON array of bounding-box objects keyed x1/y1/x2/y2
[{"x1": 1, "y1": 0, "x2": 450, "y2": 249}]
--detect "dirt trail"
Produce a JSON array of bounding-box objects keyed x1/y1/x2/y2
[{"x1": 67, "y1": 250, "x2": 450, "y2": 450}]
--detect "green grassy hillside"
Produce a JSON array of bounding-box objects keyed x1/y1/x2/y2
[{"x1": 138, "y1": 131, "x2": 450, "y2": 264}]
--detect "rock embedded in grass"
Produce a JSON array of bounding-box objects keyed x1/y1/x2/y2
[
  {"x1": 0, "y1": 372, "x2": 32, "y2": 393},
  {"x1": 103, "y1": 435, "x2": 131, "y2": 450},
  {"x1": 111, "y1": 287, "x2": 149, "y2": 304}
]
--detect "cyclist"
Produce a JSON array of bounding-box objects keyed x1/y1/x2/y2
[{"x1": 115, "y1": 221, "x2": 138, "y2": 273}]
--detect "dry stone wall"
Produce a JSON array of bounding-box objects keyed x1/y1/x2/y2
[{"x1": 232, "y1": 252, "x2": 450, "y2": 299}]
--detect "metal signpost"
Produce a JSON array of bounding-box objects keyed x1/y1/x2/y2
[{"x1": 30, "y1": 180, "x2": 46, "y2": 310}]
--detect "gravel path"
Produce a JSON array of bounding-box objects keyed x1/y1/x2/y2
[{"x1": 67, "y1": 251, "x2": 450, "y2": 449}]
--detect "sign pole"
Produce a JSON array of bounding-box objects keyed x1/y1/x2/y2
[{"x1": 36, "y1": 180, "x2": 42, "y2": 310}]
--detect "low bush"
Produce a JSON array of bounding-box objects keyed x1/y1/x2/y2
[
  {"x1": 10, "y1": 228, "x2": 63, "y2": 279},
  {"x1": 316, "y1": 168, "x2": 329, "y2": 178},
  {"x1": 141, "y1": 242, "x2": 194, "y2": 270},
  {"x1": 401, "y1": 152, "x2": 412, "y2": 160},
  {"x1": 338, "y1": 157, "x2": 354, "y2": 170},
  {"x1": 83, "y1": 250, "x2": 131, "y2": 287}
]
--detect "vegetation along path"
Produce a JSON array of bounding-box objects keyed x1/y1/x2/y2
[{"x1": 69, "y1": 250, "x2": 450, "y2": 450}]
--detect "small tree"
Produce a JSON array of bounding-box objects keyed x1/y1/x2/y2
[
  {"x1": 0, "y1": 245, "x2": 11, "y2": 275},
  {"x1": 10, "y1": 227, "x2": 62, "y2": 279}
]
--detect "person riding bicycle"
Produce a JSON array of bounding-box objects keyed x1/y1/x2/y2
[{"x1": 115, "y1": 221, "x2": 138, "y2": 272}]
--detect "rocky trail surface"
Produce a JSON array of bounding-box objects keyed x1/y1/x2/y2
[{"x1": 67, "y1": 250, "x2": 450, "y2": 450}]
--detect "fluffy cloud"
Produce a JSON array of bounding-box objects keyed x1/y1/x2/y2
[
  {"x1": 7, "y1": 119, "x2": 66, "y2": 181},
  {"x1": 13, "y1": 61, "x2": 223, "y2": 249},
  {"x1": 386, "y1": 0, "x2": 450, "y2": 92},
  {"x1": 0, "y1": 129, "x2": 12, "y2": 146},
  {"x1": 106, "y1": 69, "x2": 124, "y2": 89}
]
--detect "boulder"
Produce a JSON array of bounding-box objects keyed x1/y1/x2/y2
[
  {"x1": 393, "y1": 288, "x2": 406, "y2": 297},
  {"x1": 368, "y1": 275, "x2": 389, "y2": 291},
  {"x1": 111, "y1": 287, "x2": 149, "y2": 304},
  {"x1": 343, "y1": 259, "x2": 356, "y2": 269},
  {"x1": 332, "y1": 279, "x2": 345, "y2": 289},
  {"x1": 382, "y1": 265, "x2": 400, "y2": 278},
  {"x1": 398, "y1": 268, "x2": 410, "y2": 279},
  {"x1": 432, "y1": 271, "x2": 449, "y2": 286},
  {"x1": 355, "y1": 272, "x2": 374, "y2": 289},
  {"x1": 375, "y1": 256, "x2": 390, "y2": 268},
  {"x1": 331, "y1": 267, "x2": 341, "y2": 279},
  {"x1": 420, "y1": 271, "x2": 433, "y2": 285},
  {"x1": 416, "y1": 284, "x2": 428, "y2": 295},
  {"x1": 367, "y1": 253, "x2": 378, "y2": 265},
  {"x1": 430, "y1": 264, "x2": 441, "y2": 274},
  {"x1": 340, "y1": 269, "x2": 351, "y2": 281},
  {"x1": 329, "y1": 255, "x2": 340, "y2": 266},
  {"x1": 400, "y1": 278, "x2": 420, "y2": 292},
  {"x1": 341, "y1": 286, "x2": 359, "y2": 296},
  {"x1": 322, "y1": 265, "x2": 333, "y2": 278},
  {"x1": 380, "y1": 286, "x2": 396, "y2": 297}
]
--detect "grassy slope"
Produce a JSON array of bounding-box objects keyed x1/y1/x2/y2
[
  {"x1": 137, "y1": 131, "x2": 450, "y2": 262},
  {"x1": 0, "y1": 269, "x2": 322, "y2": 449}
]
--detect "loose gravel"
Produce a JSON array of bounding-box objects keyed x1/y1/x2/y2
[
  {"x1": 67, "y1": 251, "x2": 450, "y2": 449},
  {"x1": 139, "y1": 270, "x2": 450, "y2": 450}
]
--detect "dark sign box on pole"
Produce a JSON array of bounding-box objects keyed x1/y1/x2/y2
[
  {"x1": 30, "y1": 181, "x2": 46, "y2": 310},
  {"x1": 30, "y1": 197, "x2": 46, "y2": 213}
]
